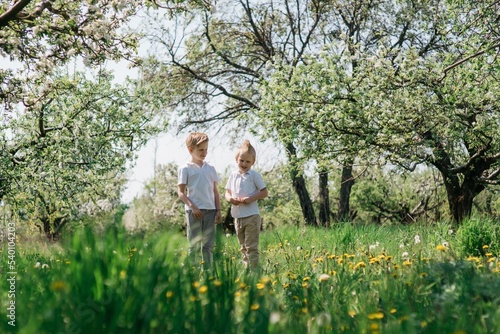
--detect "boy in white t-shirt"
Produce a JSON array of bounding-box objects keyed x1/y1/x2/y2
[
  {"x1": 225, "y1": 140, "x2": 268, "y2": 269},
  {"x1": 177, "y1": 132, "x2": 221, "y2": 270}
]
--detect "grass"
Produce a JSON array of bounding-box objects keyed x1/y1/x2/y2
[{"x1": 1, "y1": 218, "x2": 500, "y2": 333}]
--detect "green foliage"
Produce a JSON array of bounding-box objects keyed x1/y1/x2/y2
[
  {"x1": 456, "y1": 217, "x2": 500, "y2": 257},
  {"x1": 123, "y1": 163, "x2": 185, "y2": 233},
  {"x1": 351, "y1": 166, "x2": 448, "y2": 224}
]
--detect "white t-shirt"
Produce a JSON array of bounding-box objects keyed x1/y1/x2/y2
[
  {"x1": 178, "y1": 161, "x2": 219, "y2": 210},
  {"x1": 225, "y1": 169, "x2": 266, "y2": 218}
]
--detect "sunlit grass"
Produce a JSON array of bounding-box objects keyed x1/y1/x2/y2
[{"x1": 1, "y1": 220, "x2": 500, "y2": 333}]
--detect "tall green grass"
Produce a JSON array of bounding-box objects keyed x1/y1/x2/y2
[{"x1": 1, "y1": 218, "x2": 500, "y2": 333}]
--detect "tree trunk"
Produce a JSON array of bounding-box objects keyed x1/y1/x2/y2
[
  {"x1": 441, "y1": 173, "x2": 484, "y2": 224},
  {"x1": 318, "y1": 170, "x2": 330, "y2": 227},
  {"x1": 285, "y1": 142, "x2": 317, "y2": 226},
  {"x1": 338, "y1": 160, "x2": 354, "y2": 222}
]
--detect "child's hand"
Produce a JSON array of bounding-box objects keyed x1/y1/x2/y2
[
  {"x1": 230, "y1": 197, "x2": 241, "y2": 205},
  {"x1": 240, "y1": 197, "x2": 252, "y2": 204},
  {"x1": 192, "y1": 206, "x2": 203, "y2": 218}
]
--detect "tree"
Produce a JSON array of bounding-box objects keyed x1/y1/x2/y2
[
  {"x1": 0, "y1": 0, "x2": 165, "y2": 237},
  {"x1": 259, "y1": 1, "x2": 500, "y2": 223}
]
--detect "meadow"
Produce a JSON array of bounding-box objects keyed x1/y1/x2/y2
[{"x1": 2, "y1": 217, "x2": 500, "y2": 334}]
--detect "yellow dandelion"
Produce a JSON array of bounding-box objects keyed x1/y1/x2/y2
[
  {"x1": 250, "y1": 304, "x2": 260, "y2": 311},
  {"x1": 234, "y1": 291, "x2": 241, "y2": 297},
  {"x1": 192, "y1": 281, "x2": 200, "y2": 288},
  {"x1": 390, "y1": 308, "x2": 397, "y2": 314},
  {"x1": 199, "y1": 285, "x2": 208, "y2": 294},
  {"x1": 189, "y1": 295, "x2": 197, "y2": 302},
  {"x1": 283, "y1": 283, "x2": 290, "y2": 289},
  {"x1": 483, "y1": 245, "x2": 489, "y2": 249},
  {"x1": 260, "y1": 276, "x2": 272, "y2": 284},
  {"x1": 348, "y1": 310, "x2": 356, "y2": 317},
  {"x1": 213, "y1": 279, "x2": 222, "y2": 287},
  {"x1": 239, "y1": 282, "x2": 247, "y2": 289},
  {"x1": 119, "y1": 270, "x2": 127, "y2": 280},
  {"x1": 368, "y1": 312, "x2": 384, "y2": 320},
  {"x1": 370, "y1": 323, "x2": 379, "y2": 330},
  {"x1": 421, "y1": 321, "x2": 428, "y2": 328},
  {"x1": 301, "y1": 307, "x2": 308, "y2": 314},
  {"x1": 436, "y1": 245, "x2": 447, "y2": 251},
  {"x1": 166, "y1": 291, "x2": 174, "y2": 298},
  {"x1": 256, "y1": 283, "x2": 265, "y2": 290},
  {"x1": 487, "y1": 257, "x2": 495, "y2": 263},
  {"x1": 302, "y1": 282, "x2": 309, "y2": 288},
  {"x1": 355, "y1": 262, "x2": 366, "y2": 268},
  {"x1": 51, "y1": 280, "x2": 66, "y2": 291},
  {"x1": 403, "y1": 260, "x2": 412, "y2": 266},
  {"x1": 485, "y1": 253, "x2": 493, "y2": 257},
  {"x1": 65, "y1": 261, "x2": 71, "y2": 265},
  {"x1": 293, "y1": 295, "x2": 299, "y2": 300},
  {"x1": 303, "y1": 276, "x2": 310, "y2": 281},
  {"x1": 420, "y1": 272, "x2": 428, "y2": 277}
]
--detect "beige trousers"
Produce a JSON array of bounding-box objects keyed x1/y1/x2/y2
[{"x1": 234, "y1": 214, "x2": 261, "y2": 269}]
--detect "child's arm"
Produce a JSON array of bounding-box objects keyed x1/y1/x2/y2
[
  {"x1": 178, "y1": 184, "x2": 202, "y2": 218},
  {"x1": 213, "y1": 182, "x2": 221, "y2": 224},
  {"x1": 225, "y1": 189, "x2": 241, "y2": 206},
  {"x1": 240, "y1": 187, "x2": 268, "y2": 204}
]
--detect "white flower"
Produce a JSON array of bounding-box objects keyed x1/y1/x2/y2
[
  {"x1": 269, "y1": 312, "x2": 280, "y2": 324},
  {"x1": 442, "y1": 241, "x2": 449, "y2": 248},
  {"x1": 318, "y1": 274, "x2": 331, "y2": 282},
  {"x1": 41, "y1": 264, "x2": 50, "y2": 269},
  {"x1": 297, "y1": 246, "x2": 301, "y2": 251},
  {"x1": 34, "y1": 262, "x2": 41, "y2": 268},
  {"x1": 226, "y1": 233, "x2": 231, "y2": 238},
  {"x1": 402, "y1": 252, "x2": 409, "y2": 258},
  {"x1": 414, "y1": 235, "x2": 421, "y2": 244}
]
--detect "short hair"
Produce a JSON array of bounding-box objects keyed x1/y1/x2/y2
[
  {"x1": 236, "y1": 140, "x2": 256, "y2": 160},
  {"x1": 186, "y1": 132, "x2": 209, "y2": 148}
]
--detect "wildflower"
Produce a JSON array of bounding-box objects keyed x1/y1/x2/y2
[
  {"x1": 348, "y1": 310, "x2": 356, "y2": 317},
  {"x1": 166, "y1": 291, "x2": 174, "y2": 298},
  {"x1": 119, "y1": 270, "x2": 126, "y2": 279},
  {"x1": 250, "y1": 304, "x2": 260, "y2": 311},
  {"x1": 448, "y1": 229, "x2": 454, "y2": 235},
  {"x1": 403, "y1": 261, "x2": 412, "y2": 266},
  {"x1": 192, "y1": 281, "x2": 200, "y2": 288},
  {"x1": 269, "y1": 312, "x2": 280, "y2": 324},
  {"x1": 390, "y1": 308, "x2": 397, "y2": 314},
  {"x1": 256, "y1": 283, "x2": 265, "y2": 290},
  {"x1": 301, "y1": 307, "x2": 308, "y2": 313},
  {"x1": 414, "y1": 235, "x2": 421, "y2": 244},
  {"x1": 226, "y1": 233, "x2": 231, "y2": 238},
  {"x1": 370, "y1": 323, "x2": 379, "y2": 331},
  {"x1": 297, "y1": 246, "x2": 302, "y2": 251},
  {"x1": 51, "y1": 281, "x2": 66, "y2": 291},
  {"x1": 402, "y1": 252, "x2": 409, "y2": 258},
  {"x1": 198, "y1": 285, "x2": 208, "y2": 294},
  {"x1": 483, "y1": 245, "x2": 489, "y2": 250},
  {"x1": 34, "y1": 262, "x2": 41, "y2": 268},
  {"x1": 368, "y1": 312, "x2": 384, "y2": 320},
  {"x1": 354, "y1": 262, "x2": 366, "y2": 269},
  {"x1": 436, "y1": 244, "x2": 447, "y2": 251},
  {"x1": 442, "y1": 241, "x2": 449, "y2": 248},
  {"x1": 318, "y1": 274, "x2": 330, "y2": 282},
  {"x1": 213, "y1": 279, "x2": 222, "y2": 287}
]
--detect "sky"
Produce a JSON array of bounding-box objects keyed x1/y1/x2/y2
[{"x1": 121, "y1": 131, "x2": 284, "y2": 203}]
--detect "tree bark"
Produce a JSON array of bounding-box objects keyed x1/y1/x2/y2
[
  {"x1": 318, "y1": 169, "x2": 330, "y2": 227},
  {"x1": 338, "y1": 160, "x2": 354, "y2": 222},
  {"x1": 286, "y1": 142, "x2": 317, "y2": 226}
]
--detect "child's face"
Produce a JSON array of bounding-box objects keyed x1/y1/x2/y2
[
  {"x1": 189, "y1": 142, "x2": 209, "y2": 163},
  {"x1": 236, "y1": 152, "x2": 255, "y2": 174}
]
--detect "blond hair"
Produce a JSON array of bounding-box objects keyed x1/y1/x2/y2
[
  {"x1": 185, "y1": 132, "x2": 209, "y2": 148},
  {"x1": 236, "y1": 140, "x2": 256, "y2": 160}
]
